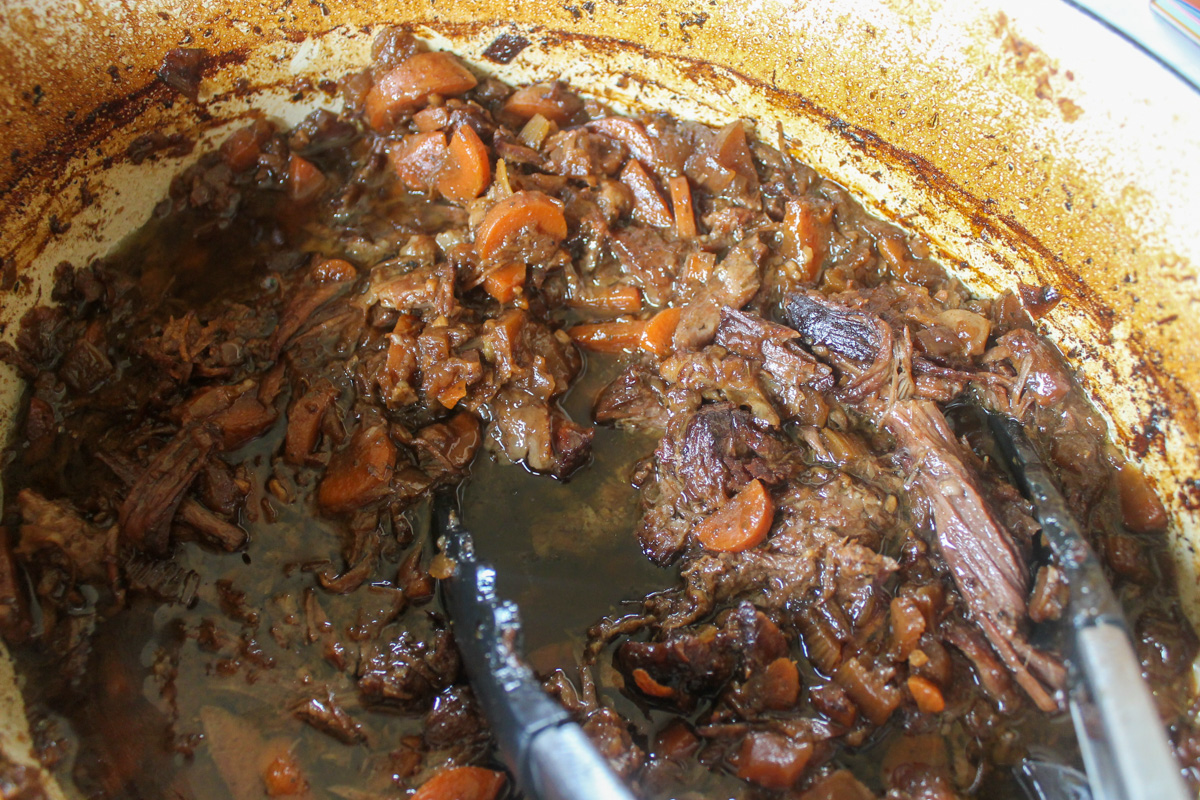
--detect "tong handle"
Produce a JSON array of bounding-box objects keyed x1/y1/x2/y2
[
  {"x1": 986, "y1": 414, "x2": 1188, "y2": 800},
  {"x1": 1072, "y1": 622, "x2": 1189, "y2": 800}
]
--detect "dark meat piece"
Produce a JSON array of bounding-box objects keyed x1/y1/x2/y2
[
  {"x1": 317, "y1": 425, "x2": 397, "y2": 514},
  {"x1": 122, "y1": 550, "x2": 200, "y2": 606},
  {"x1": 119, "y1": 426, "x2": 217, "y2": 554},
  {"x1": 423, "y1": 686, "x2": 487, "y2": 751},
  {"x1": 157, "y1": 47, "x2": 207, "y2": 102},
  {"x1": 357, "y1": 628, "x2": 460, "y2": 711},
  {"x1": 619, "y1": 602, "x2": 786, "y2": 707},
  {"x1": 659, "y1": 348, "x2": 781, "y2": 428},
  {"x1": 714, "y1": 307, "x2": 834, "y2": 395},
  {"x1": 593, "y1": 364, "x2": 668, "y2": 430},
  {"x1": 886, "y1": 399, "x2": 1063, "y2": 711},
  {"x1": 287, "y1": 109, "x2": 358, "y2": 156},
  {"x1": 487, "y1": 387, "x2": 593, "y2": 478},
  {"x1": 292, "y1": 692, "x2": 366, "y2": 744},
  {"x1": 637, "y1": 404, "x2": 793, "y2": 564},
  {"x1": 318, "y1": 522, "x2": 382, "y2": 595},
  {"x1": 269, "y1": 261, "x2": 357, "y2": 358},
  {"x1": 673, "y1": 237, "x2": 766, "y2": 351},
  {"x1": 782, "y1": 291, "x2": 895, "y2": 401},
  {"x1": 1017, "y1": 281, "x2": 1063, "y2": 320},
  {"x1": 17, "y1": 490, "x2": 117, "y2": 585},
  {"x1": 0, "y1": 533, "x2": 29, "y2": 641},
  {"x1": 98, "y1": 451, "x2": 246, "y2": 551},
  {"x1": 545, "y1": 128, "x2": 628, "y2": 177},
  {"x1": 582, "y1": 708, "x2": 644, "y2": 779},
  {"x1": 412, "y1": 411, "x2": 482, "y2": 482}
]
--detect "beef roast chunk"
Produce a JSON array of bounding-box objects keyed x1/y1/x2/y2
[
  {"x1": 636, "y1": 404, "x2": 793, "y2": 564},
  {"x1": 358, "y1": 627, "x2": 460, "y2": 710},
  {"x1": 17, "y1": 490, "x2": 118, "y2": 586}
]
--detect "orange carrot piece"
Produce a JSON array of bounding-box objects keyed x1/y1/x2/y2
[
  {"x1": 370, "y1": 52, "x2": 477, "y2": 130},
  {"x1": 567, "y1": 320, "x2": 647, "y2": 354},
  {"x1": 389, "y1": 132, "x2": 448, "y2": 193},
  {"x1": 474, "y1": 191, "x2": 567, "y2": 262},
  {"x1": 639, "y1": 306, "x2": 681, "y2": 357},
  {"x1": 621, "y1": 160, "x2": 673, "y2": 228},
  {"x1": 737, "y1": 732, "x2": 812, "y2": 790},
  {"x1": 221, "y1": 119, "x2": 273, "y2": 172},
  {"x1": 632, "y1": 668, "x2": 676, "y2": 699},
  {"x1": 568, "y1": 285, "x2": 642, "y2": 316},
  {"x1": 437, "y1": 124, "x2": 491, "y2": 204},
  {"x1": 694, "y1": 478, "x2": 773, "y2": 552},
  {"x1": 503, "y1": 82, "x2": 584, "y2": 125},
  {"x1": 907, "y1": 675, "x2": 945, "y2": 714},
  {"x1": 782, "y1": 198, "x2": 826, "y2": 281},
  {"x1": 287, "y1": 155, "x2": 326, "y2": 203},
  {"x1": 437, "y1": 379, "x2": 469, "y2": 409},
  {"x1": 312, "y1": 258, "x2": 357, "y2": 284},
  {"x1": 413, "y1": 105, "x2": 451, "y2": 132},
  {"x1": 411, "y1": 766, "x2": 506, "y2": 800},
  {"x1": 669, "y1": 175, "x2": 696, "y2": 237},
  {"x1": 763, "y1": 657, "x2": 801, "y2": 710},
  {"x1": 482, "y1": 262, "x2": 526, "y2": 303}
]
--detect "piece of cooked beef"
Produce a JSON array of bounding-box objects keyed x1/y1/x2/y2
[{"x1": 885, "y1": 399, "x2": 1063, "y2": 711}]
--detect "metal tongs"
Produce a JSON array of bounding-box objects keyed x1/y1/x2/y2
[
  {"x1": 433, "y1": 489, "x2": 637, "y2": 800},
  {"x1": 988, "y1": 415, "x2": 1189, "y2": 800}
]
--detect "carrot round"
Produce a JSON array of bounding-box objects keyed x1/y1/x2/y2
[
  {"x1": 411, "y1": 766, "x2": 506, "y2": 800},
  {"x1": 474, "y1": 191, "x2": 567, "y2": 262},
  {"x1": 503, "y1": 82, "x2": 583, "y2": 125},
  {"x1": 568, "y1": 320, "x2": 647, "y2": 354},
  {"x1": 694, "y1": 478, "x2": 773, "y2": 552},
  {"x1": 907, "y1": 675, "x2": 945, "y2": 714},
  {"x1": 369, "y1": 52, "x2": 478, "y2": 131},
  {"x1": 221, "y1": 119, "x2": 273, "y2": 172},
  {"x1": 668, "y1": 175, "x2": 696, "y2": 238},
  {"x1": 482, "y1": 262, "x2": 526, "y2": 303},
  {"x1": 639, "y1": 307, "x2": 681, "y2": 357},
  {"x1": 389, "y1": 132, "x2": 449, "y2": 193},
  {"x1": 437, "y1": 124, "x2": 491, "y2": 204},
  {"x1": 287, "y1": 155, "x2": 326, "y2": 203}
]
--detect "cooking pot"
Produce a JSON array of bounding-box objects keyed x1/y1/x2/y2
[{"x1": 1, "y1": 0, "x2": 1198, "y2": 793}]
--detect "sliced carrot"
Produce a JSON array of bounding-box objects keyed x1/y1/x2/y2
[
  {"x1": 693, "y1": 478, "x2": 773, "y2": 552},
  {"x1": 413, "y1": 105, "x2": 451, "y2": 132},
  {"x1": 907, "y1": 675, "x2": 945, "y2": 714},
  {"x1": 763, "y1": 657, "x2": 801, "y2": 710},
  {"x1": 653, "y1": 720, "x2": 700, "y2": 760},
  {"x1": 437, "y1": 124, "x2": 491, "y2": 204},
  {"x1": 782, "y1": 198, "x2": 824, "y2": 282},
  {"x1": 632, "y1": 668, "x2": 676, "y2": 699},
  {"x1": 389, "y1": 132, "x2": 448, "y2": 193},
  {"x1": 568, "y1": 320, "x2": 647, "y2": 354},
  {"x1": 639, "y1": 306, "x2": 681, "y2": 358},
  {"x1": 482, "y1": 262, "x2": 526, "y2": 303},
  {"x1": 474, "y1": 191, "x2": 567, "y2": 262},
  {"x1": 668, "y1": 175, "x2": 696, "y2": 237},
  {"x1": 287, "y1": 155, "x2": 326, "y2": 204},
  {"x1": 620, "y1": 160, "x2": 673, "y2": 228},
  {"x1": 437, "y1": 379, "x2": 469, "y2": 409},
  {"x1": 503, "y1": 82, "x2": 584, "y2": 125},
  {"x1": 411, "y1": 766, "x2": 506, "y2": 800},
  {"x1": 568, "y1": 285, "x2": 642, "y2": 316},
  {"x1": 221, "y1": 119, "x2": 273, "y2": 172},
  {"x1": 370, "y1": 51, "x2": 477, "y2": 130},
  {"x1": 312, "y1": 258, "x2": 356, "y2": 284}
]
